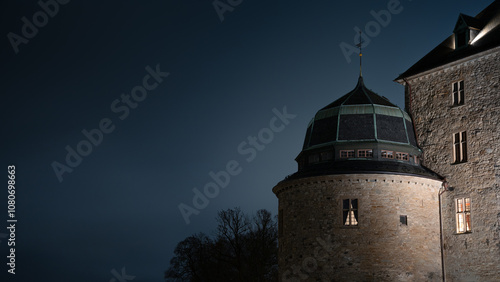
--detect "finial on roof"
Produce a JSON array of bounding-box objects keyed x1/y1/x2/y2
[{"x1": 355, "y1": 30, "x2": 363, "y2": 77}]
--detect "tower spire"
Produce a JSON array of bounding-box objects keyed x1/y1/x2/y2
[{"x1": 356, "y1": 31, "x2": 363, "y2": 77}]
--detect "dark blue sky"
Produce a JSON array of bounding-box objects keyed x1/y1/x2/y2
[{"x1": 0, "y1": 0, "x2": 492, "y2": 281}]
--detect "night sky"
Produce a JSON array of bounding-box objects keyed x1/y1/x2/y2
[{"x1": 0, "y1": 0, "x2": 492, "y2": 281}]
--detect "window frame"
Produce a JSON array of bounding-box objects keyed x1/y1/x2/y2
[
  {"x1": 452, "y1": 80, "x2": 465, "y2": 106},
  {"x1": 381, "y1": 150, "x2": 394, "y2": 159},
  {"x1": 342, "y1": 198, "x2": 359, "y2": 227},
  {"x1": 452, "y1": 131, "x2": 468, "y2": 164},
  {"x1": 395, "y1": 152, "x2": 409, "y2": 161},
  {"x1": 456, "y1": 197, "x2": 471, "y2": 234},
  {"x1": 358, "y1": 149, "x2": 373, "y2": 158},
  {"x1": 340, "y1": 150, "x2": 355, "y2": 159}
]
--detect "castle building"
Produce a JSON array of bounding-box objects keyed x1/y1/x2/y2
[
  {"x1": 395, "y1": 1, "x2": 500, "y2": 281},
  {"x1": 273, "y1": 1, "x2": 500, "y2": 281},
  {"x1": 273, "y1": 74, "x2": 445, "y2": 281}
]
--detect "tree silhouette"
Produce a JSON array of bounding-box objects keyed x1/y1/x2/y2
[{"x1": 165, "y1": 208, "x2": 278, "y2": 282}]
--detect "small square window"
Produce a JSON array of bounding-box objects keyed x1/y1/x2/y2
[
  {"x1": 400, "y1": 215, "x2": 408, "y2": 225},
  {"x1": 395, "y1": 152, "x2": 409, "y2": 161},
  {"x1": 381, "y1": 150, "x2": 394, "y2": 159},
  {"x1": 358, "y1": 149, "x2": 373, "y2": 158},
  {"x1": 340, "y1": 150, "x2": 355, "y2": 158}
]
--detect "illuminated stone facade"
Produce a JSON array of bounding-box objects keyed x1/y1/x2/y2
[
  {"x1": 274, "y1": 2, "x2": 500, "y2": 281},
  {"x1": 399, "y1": 45, "x2": 500, "y2": 282},
  {"x1": 274, "y1": 174, "x2": 443, "y2": 281}
]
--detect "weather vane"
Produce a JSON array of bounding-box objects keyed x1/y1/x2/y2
[{"x1": 355, "y1": 31, "x2": 363, "y2": 77}]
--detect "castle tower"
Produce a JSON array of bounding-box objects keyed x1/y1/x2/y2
[
  {"x1": 395, "y1": 1, "x2": 500, "y2": 280},
  {"x1": 273, "y1": 75, "x2": 445, "y2": 281}
]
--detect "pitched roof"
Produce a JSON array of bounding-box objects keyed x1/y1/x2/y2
[
  {"x1": 396, "y1": 0, "x2": 500, "y2": 81},
  {"x1": 455, "y1": 13, "x2": 485, "y2": 31},
  {"x1": 322, "y1": 76, "x2": 396, "y2": 109}
]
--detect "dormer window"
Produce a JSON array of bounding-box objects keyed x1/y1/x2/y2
[
  {"x1": 455, "y1": 29, "x2": 468, "y2": 48},
  {"x1": 453, "y1": 14, "x2": 484, "y2": 49}
]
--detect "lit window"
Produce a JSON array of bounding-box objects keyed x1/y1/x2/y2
[
  {"x1": 320, "y1": 151, "x2": 333, "y2": 161},
  {"x1": 452, "y1": 80, "x2": 464, "y2": 106},
  {"x1": 453, "y1": 131, "x2": 467, "y2": 164},
  {"x1": 381, "y1": 150, "x2": 394, "y2": 159},
  {"x1": 358, "y1": 149, "x2": 373, "y2": 158},
  {"x1": 395, "y1": 152, "x2": 409, "y2": 161},
  {"x1": 456, "y1": 198, "x2": 471, "y2": 233},
  {"x1": 342, "y1": 199, "x2": 358, "y2": 226},
  {"x1": 340, "y1": 150, "x2": 355, "y2": 158}
]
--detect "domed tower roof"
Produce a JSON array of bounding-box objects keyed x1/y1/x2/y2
[
  {"x1": 292, "y1": 76, "x2": 439, "y2": 180},
  {"x1": 303, "y1": 76, "x2": 417, "y2": 150}
]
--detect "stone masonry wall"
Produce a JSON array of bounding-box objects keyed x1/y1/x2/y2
[
  {"x1": 273, "y1": 173, "x2": 443, "y2": 282},
  {"x1": 405, "y1": 48, "x2": 500, "y2": 281}
]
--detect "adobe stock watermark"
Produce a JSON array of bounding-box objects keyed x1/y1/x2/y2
[
  {"x1": 282, "y1": 236, "x2": 336, "y2": 282},
  {"x1": 213, "y1": 0, "x2": 243, "y2": 22},
  {"x1": 109, "y1": 267, "x2": 135, "y2": 282},
  {"x1": 51, "y1": 64, "x2": 170, "y2": 183},
  {"x1": 178, "y1": 106, "x2": 297, "y2": 224},
  {"x1": 339, "y1": 0, "x2": 409, "y2": 63},
  {"x1": 7, "y1": 0, "x2": 70, "y2": 54}
]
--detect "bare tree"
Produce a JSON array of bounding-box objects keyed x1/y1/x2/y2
[
  {"x1": 165, "y1": 208, "x2": 278, "y2": 282},
  {"x1": 165, "y1": 233, "x2": 215, "y2": 282},
  {"x1": 215, "y1": 207, "x2": 250, "y2": 279},
  {"x1": 247, "y1": 209, "x2": 278, "y2": 281}
]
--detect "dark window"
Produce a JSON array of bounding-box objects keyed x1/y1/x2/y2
[
  {"x1": 342, "y1": 199, "x2": 358, "y2": 226},
  {"x1": 456, "y1": 30, "x2": 467, "y2": 47},
  {"x1": 452, "y1": 80, "x2": 465, "y2": 106},
  {"x1": 340, "y1": 150, "x2": 355, "y2": 158},
  {"x1": 400, "y1": 215, "x2": 408, "y2": 225},
  {"x1": 453, "y1": 131, "x2": 467, "y2": 163},
  {"x1": 456, "y1": 30, "x2": 467, "y2": 48}
]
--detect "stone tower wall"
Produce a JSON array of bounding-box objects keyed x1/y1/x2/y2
[
  {"x1": 404, "y1": 48, "x2": 500, "y2": 281},
  {"x1": 273, "y1": 173, "x2": 443, "y2": 282}
]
